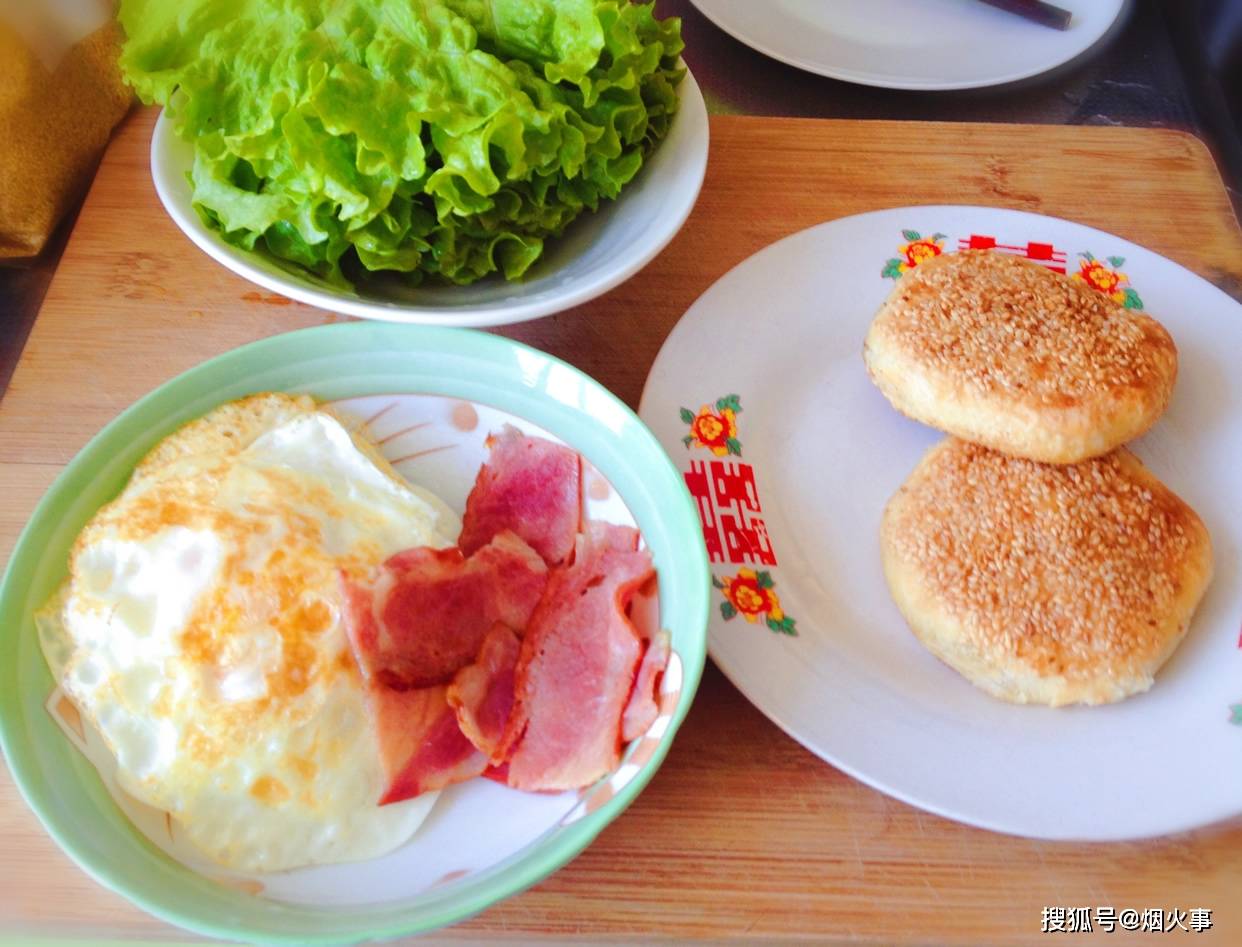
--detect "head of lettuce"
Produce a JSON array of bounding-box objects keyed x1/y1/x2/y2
[{"x1": 118, "y1": 0, "x2": 684, "y2": 286}]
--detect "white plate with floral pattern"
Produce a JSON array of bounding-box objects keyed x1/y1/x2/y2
[{"x1": 639, "y1": 205, "x2": 1242, "y2": 840}]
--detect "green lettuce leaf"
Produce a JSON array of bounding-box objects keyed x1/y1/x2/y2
[{"x1": 118, "y1": 0, "x2": 683, "y2": 286}]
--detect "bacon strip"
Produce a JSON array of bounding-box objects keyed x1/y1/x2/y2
[
  {"x1": 500, "y1": 524, "x2": 655, "y2": 791},
  {"x1": 343, "y1": 530, "x2": 547, "y2": 689},
  {"x1": 370, "y1": 684, "x2": 486, "y2": 806},
  {"x1": 458, "y1": 426, "x2": 582, "y2": 567},
  {"x1": 621, "y1": 629, "x2": 670, "y2": 743},
  {"x1": 446, "y1": 624, "x2": 520, "y2": 760}
]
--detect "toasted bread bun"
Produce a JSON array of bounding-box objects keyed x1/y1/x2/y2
[
  {"x1": 880, "y1": 439, "x2": 1213, "y2": 706},
  {"x1": 863, "y1": 251, "x2": 1178, "y2": 464}
]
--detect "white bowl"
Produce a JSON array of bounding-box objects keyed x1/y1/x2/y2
[{"x1": 150, "y1": 69, "x2": 708, "y2": 328}]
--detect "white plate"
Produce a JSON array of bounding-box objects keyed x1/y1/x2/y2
[
  {"x1": 688, "y1": 0, "x2": 1127, "y2": 90},
  {"x1": 150, "y1": 70, "x2": 708, "y2": 327},
  {"x1": 639, "y1": 205, "x2": 1242, "y2": 840}
]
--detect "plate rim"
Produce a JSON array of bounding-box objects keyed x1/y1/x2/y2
[
  {"x1": 685, "y1": 0, "x2": 1129, "y2": 91},
  {"x1": 638, "y1": 202, "x2": 1242, "y2": 841},
  {"x1": 0, "y1": 322, "x2": 709, "y2": 944},
  {"x1": 149, "y1": 68, "x2": 709, "y2": 328}
]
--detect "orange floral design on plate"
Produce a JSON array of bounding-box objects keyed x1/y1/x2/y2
[
  {"x1": 882, "y1": 230, "x2": 946, "y2": 279},
  {"x1": 681, "y1": 394, "x2": 742, "y2": 456},
  {"x1": 1072, "y1": 252, "x2": 1144, "y2": 309},
  {"x1": 713, "y1": 568, "x2": 796, "y2": 636}
]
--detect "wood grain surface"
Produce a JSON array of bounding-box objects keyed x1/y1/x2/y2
[{"x1": 2, "y1": 108, "x2": 1241, "y2": 945}]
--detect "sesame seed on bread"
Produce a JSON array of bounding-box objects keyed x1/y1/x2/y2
[
  {"x1": 863, "y1": 250, "x2": 1178, "y2": 464},
  {"x1": 880, "y1": 439, "x2": 1213, "y2": 706}
]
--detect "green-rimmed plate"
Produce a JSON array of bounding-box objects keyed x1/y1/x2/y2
[{"x1": 0, "y1": 322, "x2": 709, "y2": 944}]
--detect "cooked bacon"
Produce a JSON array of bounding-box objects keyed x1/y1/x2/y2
[
  {"x1": 621, "y1": 629, "x2": 670, "y2": 742},
  {"x1": 341, "y1": 573, "x2": 381, "y2": 679},
  {"x1": 458, "y1": 426, "x2": 581, "y2": 567},
  {"x1": 343, "y1": 530, "x2": 547, "y2": 688},
  {"x1": 370, "y1": 684, "x2": 486, "y2": 806},
  {"x1": 482, "y1": 762, "x2": 510, "y2": 784},
  {"x1": 446, "y1": 624, "x2": 520, "y2": 760},
  {"x1": 501, "y1": 523, "x2": 654, "y2": 791},
  {"x1": 345, "y1": 426, "x2": 660, "y2": 801}
]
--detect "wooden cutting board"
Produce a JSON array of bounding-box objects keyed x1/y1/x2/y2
[{"x1": 2, "y1": 109, "x2": 1241, "y2": 945}]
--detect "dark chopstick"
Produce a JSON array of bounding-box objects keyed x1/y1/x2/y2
[{"x1": 977, "y1": 0, "x2": 1073, "y2": 31}]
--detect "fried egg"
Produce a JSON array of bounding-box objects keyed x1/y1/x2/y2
[{"x1": 37, "y1": 393, "x2": 458, "y2": 872}]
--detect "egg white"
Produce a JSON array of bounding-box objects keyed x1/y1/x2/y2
[{"x1": 39, "y1": 395, "x2": 457, "y2": 872}]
